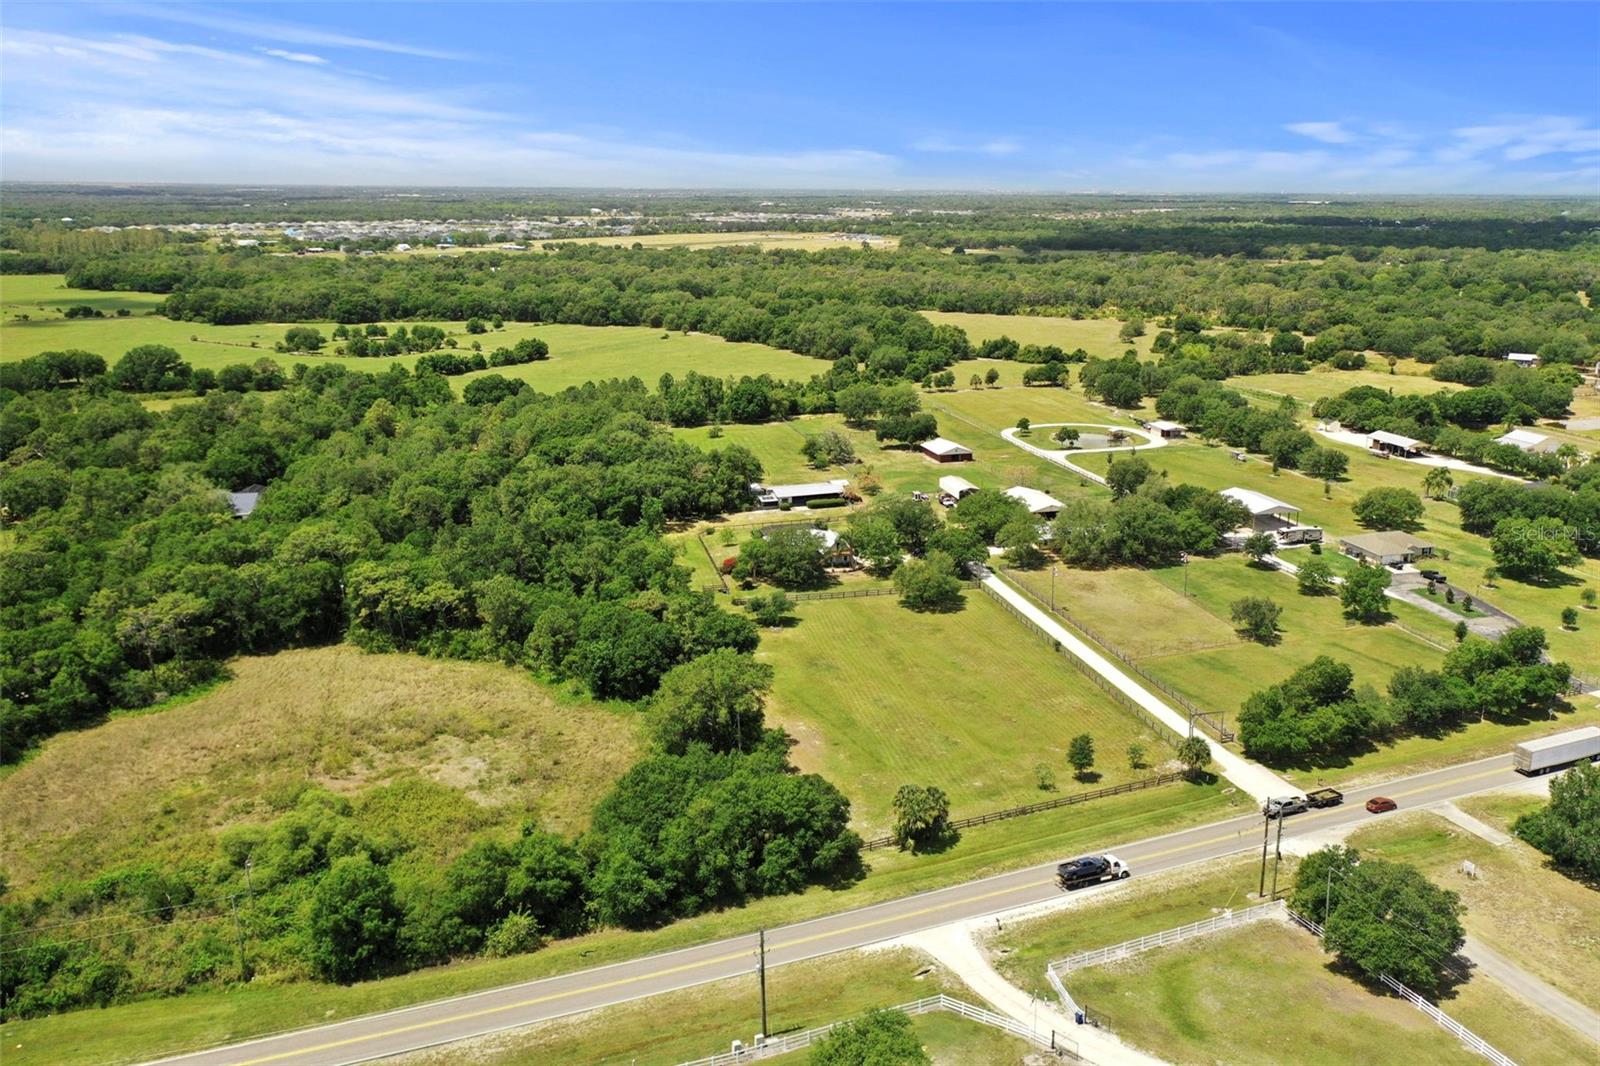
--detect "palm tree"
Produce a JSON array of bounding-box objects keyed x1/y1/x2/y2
[{"x1": 1422, "y1": 467, "x2": 1453, "y2": 500}]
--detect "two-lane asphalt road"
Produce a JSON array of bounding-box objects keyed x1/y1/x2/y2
[{"x1": 147, "y1": 754, "x2": 1532, "y2": 1066}]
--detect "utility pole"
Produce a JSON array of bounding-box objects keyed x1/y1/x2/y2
[
  {"x1": 1258, "y1": 810, "x2": 1272, "y2": 897},
  {"x1": 1051, "y1": 566, "x2": 1057, "y2": 611},
  {"x1": 758, "y1": 928, "x2": 769, "y2": 1040},
  {"x1": 231, "y1": 894, "x2": 247, "y2": 981},
  {"x1": 1269, "y1": 811, "x2": 1286, "y2": 900},
  {"x1": 1180, "y1": 551, "x2": 1189, "y2": 596}
]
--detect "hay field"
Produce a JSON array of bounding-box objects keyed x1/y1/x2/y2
[{"x1": 0, "y1": 647, "x2": 642, "y2": 893}]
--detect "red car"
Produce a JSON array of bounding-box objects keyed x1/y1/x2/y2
[{"x1": 1365, "y1": 796, "x2": 1398, "y2": 814}]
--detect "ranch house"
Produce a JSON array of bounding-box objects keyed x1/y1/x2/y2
[
  {"x1": 1340, "y1": 531, "x2": 1436, "y2": 567},
  {"x1": 920, "y1": 436, "x2": 974, "y2": 462}
]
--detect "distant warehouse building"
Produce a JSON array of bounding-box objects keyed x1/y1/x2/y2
[
  {"x1": 1004, "y1": 485, "x2": 1065, "y2": 519},
  {"x1": 1340, "y1": 531, "x2": 1435, "y2": 567},
  {"x1": 1494, "y1": 428, "x2": 1559, "y2": 454},
  {"x1": 920, "y1": 436, "x2": 974, "y2": 463}
]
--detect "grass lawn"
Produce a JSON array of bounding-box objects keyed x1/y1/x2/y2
[
  {"x1": 1347, "y1": 810, "x2": 1600, "y2": 1014},
  {"x1": 0, "y1": 646, "x2": 644, "y2": 894},
  {"x1": 921, "y1": 311, "x2": 1156, "y2": 360},
  {"x1": 1071, "y1": 437, "x2": 1600, "y2": 677},
  {"x1": 760, "y1": 594, "x2": 1173, "y2": 835},
  {"x1": 0, "y1": 781, "x2": 1246, "y2": 1066},
  {"x1": 1228, "y1": 360, "x2": 1458, "y2": 404},
  {"x1": 1003, "y1": 557, "x2": 1600, "y2": 786},
  {"x1": 0, "y1": 275, "x2": 825, "y2": 393},
  {"x1": 1061, "y1": 922, "x2": 1592, "y2": 1066},
  {"x1": 385, "y1": 947, "x2": 1021, "y2": 1066}
]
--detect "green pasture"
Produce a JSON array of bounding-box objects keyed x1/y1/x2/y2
[
  {"x1": 1228, "y1": 359, "x2": 1458, "y2": 403},
  {"x1": 758, "y1": 593, "x2": 1169, "y2": 835},
  {"x1": 1003, "y1": 558, "x2": 1600, "y2": 786},
  {"x1": 0, "y1": 274, "x2": 827, "y2": 394},
  {"x1": 1072, "y1": 437, "x2": 1600, "y2": 676},
  {"x1": 922, "y1": 310, "x2": 1156, "y2": 360}
]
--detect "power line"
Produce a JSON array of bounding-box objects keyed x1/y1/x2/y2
[{"x1": 0, "y1": 889, "x2": 247, "y2": 941}]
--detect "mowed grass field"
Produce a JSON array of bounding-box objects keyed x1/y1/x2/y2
[
  {"x1": 1063, "y1": 922, "x2": 1592, "y2": 1066},
  {"x1": 0, "y1": 647, "x2": 643, "y2": 894},
  {"x1": 1070, "y1": 436, "x2": 1600, "y2": 677},
  {"x1": 0, "y1": 274, "x2": 826, "y2": 394},
  {"x1": 1228, "y1": 360, "x2": 1459, "y2": 403},
  {"x1": 758, "y1": 594, "x2": 1170, "y2": 835},
  {"x1": 1004, "y1": 557, "x2": 1600, "y2": 786},
  {"x1": 922, "y1": 310, "x2": 1156, "y2": 360},
  {"x1": 991, "y1": 856, "x2": 1596, "y2": 1066},
  {"x1": 388, "y1": 947, "x2": 1024, "y2": 1066}
]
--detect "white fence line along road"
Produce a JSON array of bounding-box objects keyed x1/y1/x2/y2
[
  {"x1": 980, "y1": 570, "x2": 1296, "y2": 804},
  {"x1": 1047, "y1": 900, "x2": 1285, "y2": 977},
  {"x1": 140, "y1": 755, "x2": 1539, "y2": 1066},
  {"x1": 675, "y1": 993, "x2": 1074, "y2": 1066}
]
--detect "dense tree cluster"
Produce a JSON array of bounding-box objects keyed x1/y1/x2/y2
[
  {"x1": 1456, "y1": 473, "x2": 1600, "y2": 559},
  {"x1": 1240, "y1": 628, "x2": 1571, "y2": 766},
  {"x1": 1292, "y1": 846, "x2": 1465, "y2": 995},
  {"x1": 1514, "y1": 761, "x2": 1600, "y2": 881},
  {"x1": 1046, "y1": 479, "x2": 1249, "y2": 568}
]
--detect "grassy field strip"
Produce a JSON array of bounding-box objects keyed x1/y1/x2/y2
[{"x1": 759, "y1": 594, "x2": 1172, "y2": 834}]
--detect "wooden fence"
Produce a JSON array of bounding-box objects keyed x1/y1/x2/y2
[{"x1": 860, "y1": 770, "x2": 1185, "y2": 851}]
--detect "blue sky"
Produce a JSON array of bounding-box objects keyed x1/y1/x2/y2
[{"x1": 2, "y1": 2, "x2": 1597, "y2": 192}]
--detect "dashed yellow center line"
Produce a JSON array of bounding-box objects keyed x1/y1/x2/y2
[{"x1": 228, "y1": 763, "x2": 1513, "y2": 1065}]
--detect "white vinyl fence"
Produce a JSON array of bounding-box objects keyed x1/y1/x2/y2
[{"x1": 675, "y1": 993, "x2": 1080, "y2": 1066}]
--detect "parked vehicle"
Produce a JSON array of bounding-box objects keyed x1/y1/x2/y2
[
  {"x1": 1306, "y1": 788, "x2": 1344, "y2": 809},
  {"x1": 1365, "y1": 796, "x2": 1398, "y2": 814},
  {"x1": 1513, "y1": 727, "x2": 1600, "y2": 775},
  {"x1": 1419, "y1": 569, "x2": 1445, "y2": 581},
  {"x1": 1263, "y1": 795, "x2": 1309, "y2": 818},
  {"x1": 1056, "y1": 853, "x2": 1130, "y2": 889}
]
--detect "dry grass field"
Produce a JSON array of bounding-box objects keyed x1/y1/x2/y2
[
  {"x1": 0, "y1": 647, "x2": 642, "y2": 892},
  {"x1": 922, "y1": 310, "x2": 1157, "y2": 360}
]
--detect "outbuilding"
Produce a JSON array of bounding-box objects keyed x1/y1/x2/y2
[
  {"x1": 1368, "y1": 430, "x2": 1427, "y2": 458},
  {"x1": 1340, "y1": 531, "x2": 1436, "y2": 567},
  {"x1": 1504, "y1": 352, "x2": 1540, "y2": 367},
  {"x1": 1220, "y1": 487, "x2": 1323, "y2": 544},
  {"x1": 226, "y1": 484, "x2": 266, "y2": 518},
  {"x1": 1147, "y1": 419, "x2": 1187, "y2": 439},
  {"x1": 1004, "y1": 485, "x2": 1065, "y2": 519},
  {"x1": 749, "y1": 479, "x2": 850, "y2": 508},
  {"x1": 1494, "y1": 428, "x2": 1559, "y2": 454},
  {"x1": 920, "y1": 436, "x2": 974, "y2": 463},
  {"x1": 938, "y1": 475, "x2": 980, "y2": 500}
]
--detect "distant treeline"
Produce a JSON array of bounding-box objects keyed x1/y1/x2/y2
[{"x1": 25, "y1": 240, "x2": 1596, "y2": 370}]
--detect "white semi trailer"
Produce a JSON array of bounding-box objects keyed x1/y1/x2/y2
[{"x1": 1513, "y1": 726, "x2": 1600, "y2": 774}]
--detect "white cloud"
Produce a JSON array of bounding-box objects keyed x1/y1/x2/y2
[
  {"x1": 912, "y1": 135, "x2": 1021, "y2": 156},
  {"x1": 260, "y1": 48, "x2": 328, "y2": 66},
  {"x1": 117, "y1": 3, "x2": 470, "y2": 60},
  {"x1": 1448, "y1": 116, "x2": 1600, "y2": 161},
  {"x1": 1285, "y1": 121, "x2": 1357, "y2": 145}
]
